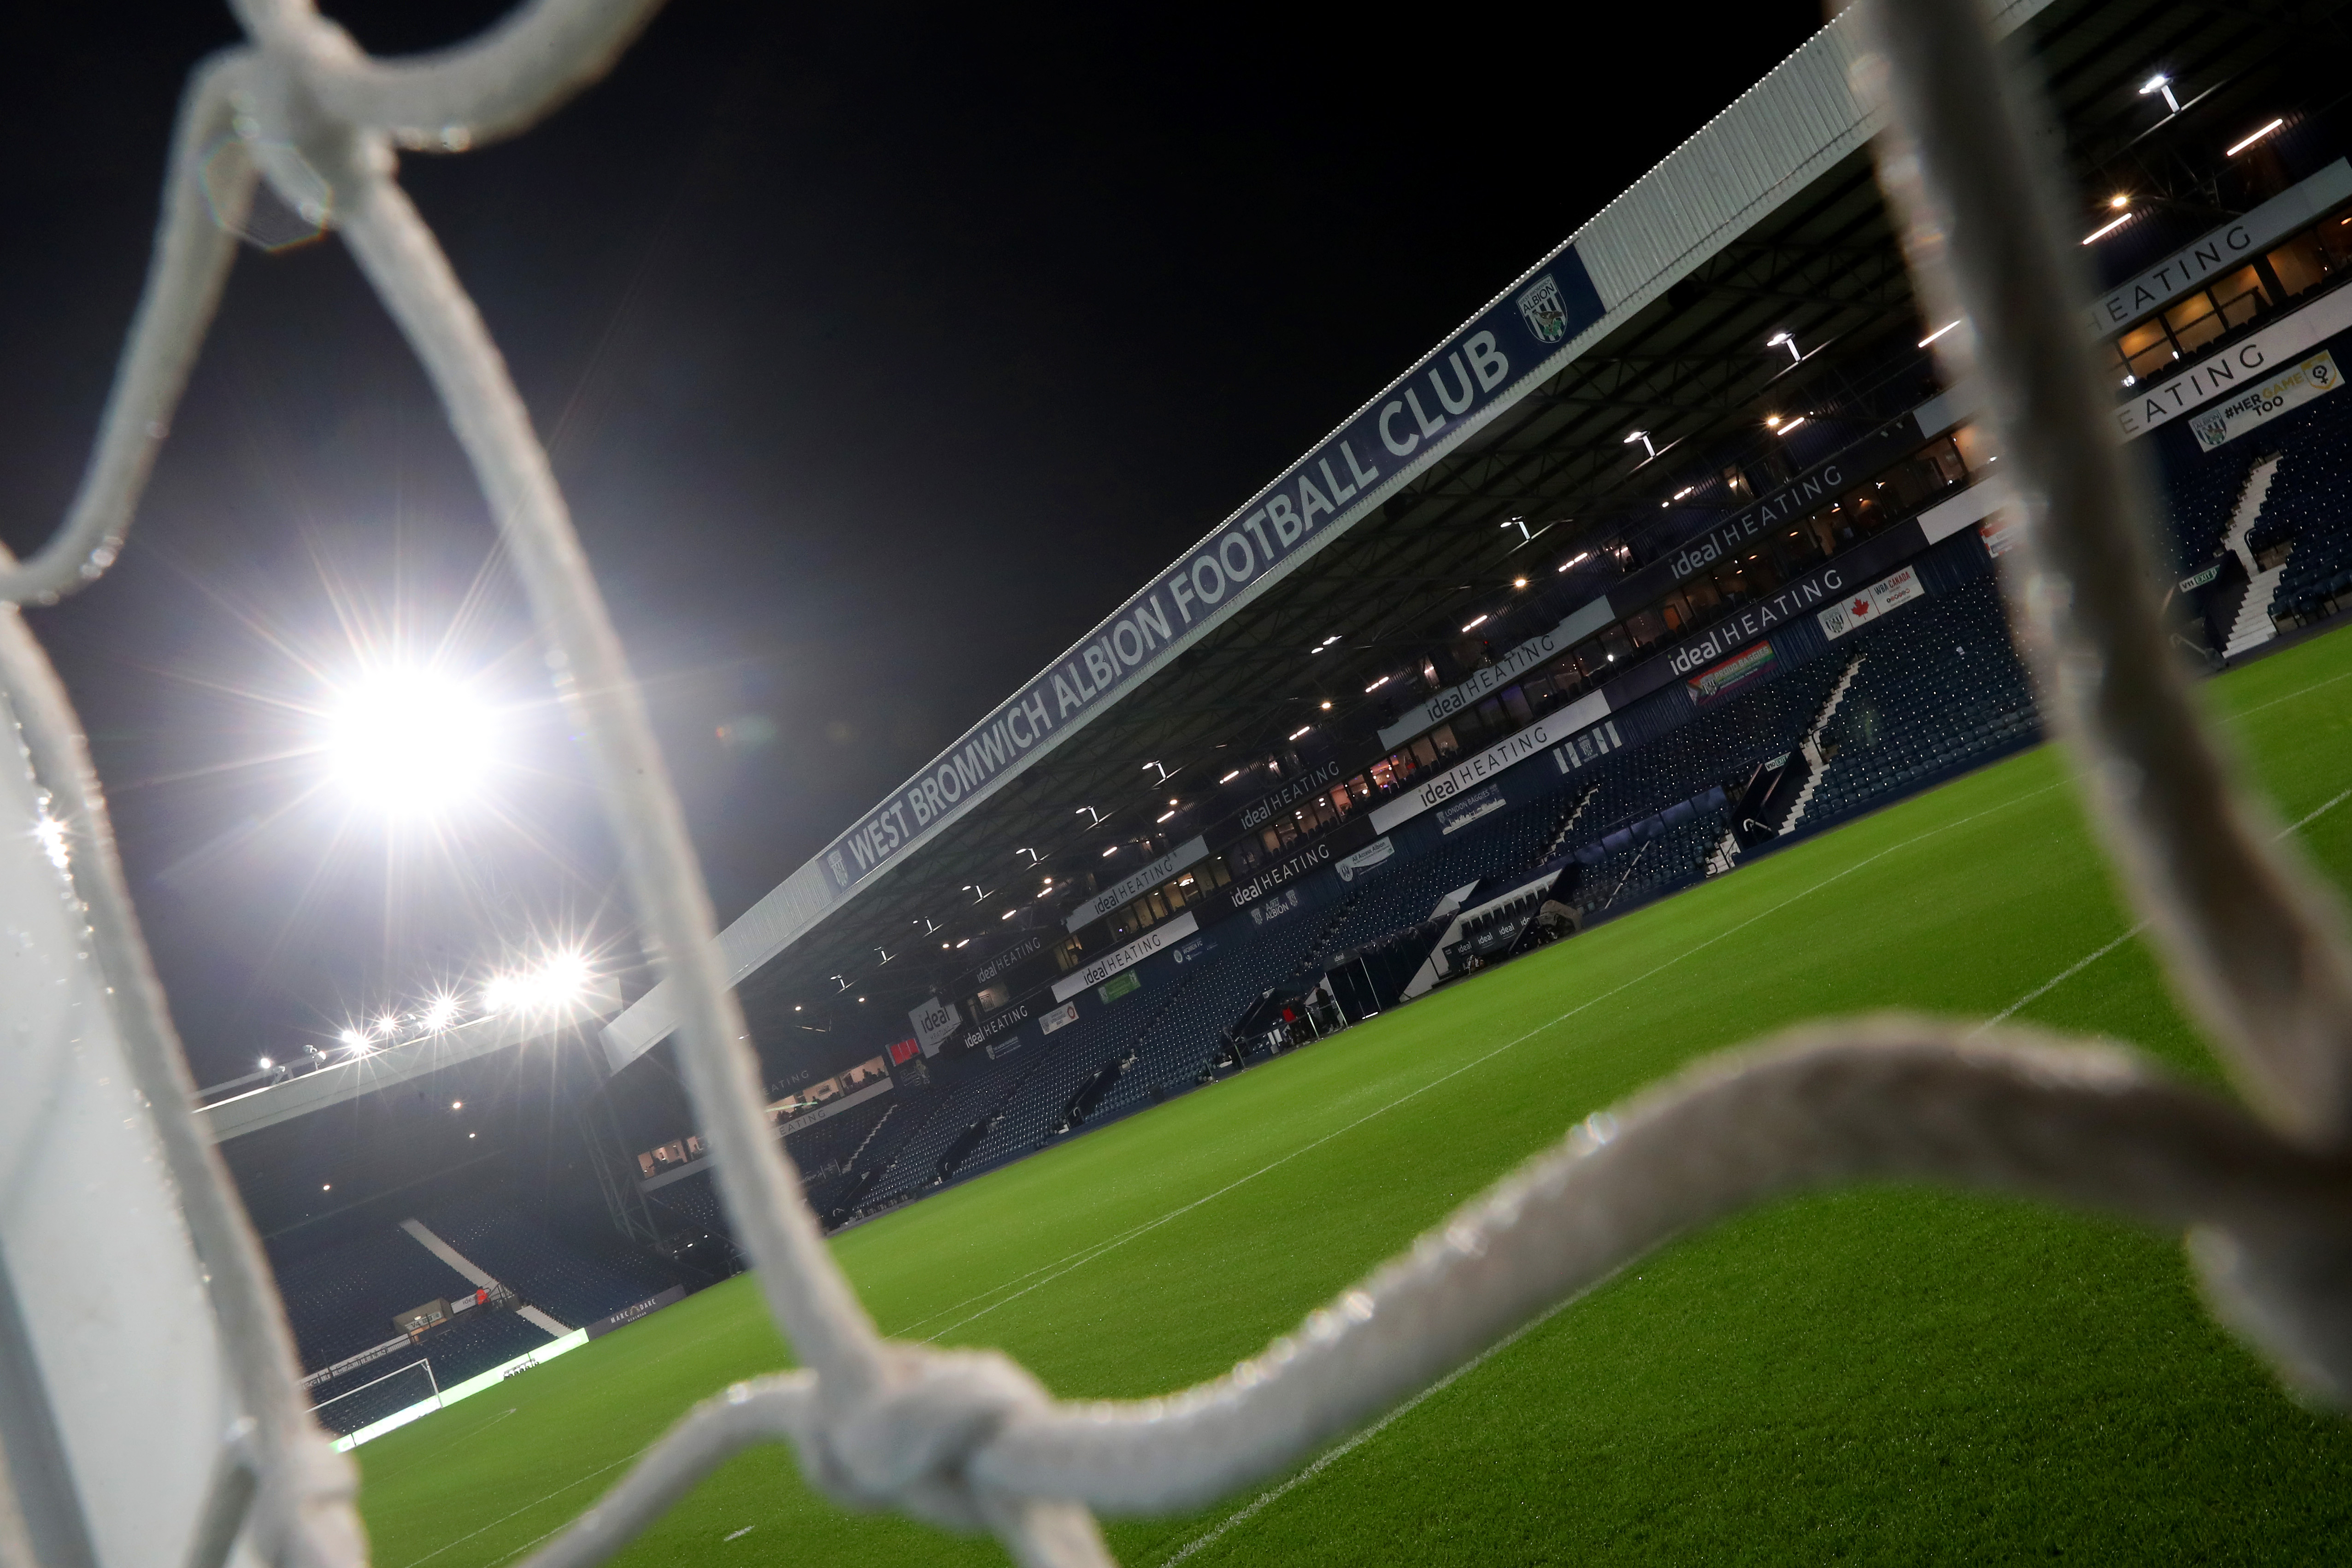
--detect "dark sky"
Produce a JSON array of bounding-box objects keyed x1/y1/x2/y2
[{"x1": 2, "y1": 1, "x2": 1825, "y2": 1085}]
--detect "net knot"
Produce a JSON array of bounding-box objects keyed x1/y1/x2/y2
[{"x1": 790, "y1": 1343, "x2": 1056, "y2": 1533}]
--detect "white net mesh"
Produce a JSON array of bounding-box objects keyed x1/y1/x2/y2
[{"x1": 3, "y1": 2, "x2": 2350, "y2": 1566}]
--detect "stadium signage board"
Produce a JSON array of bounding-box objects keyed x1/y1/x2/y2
[
  {"x1": 1333, "y1": 835, "x2": 1394, "y2": 881},
  {"x1": 2188, "y1": 350, "x2": 2341, "y2": 452},
  {"x1": 1381, "y1": 405, "x2": 1940, "y2": 754},
  {"x1": 1236, "y1": 759, "x2": 1349, "y2": 832},
  {"x1": 2179, "y1": 562, "x2": 2224, "y2": 593},
  {"x1": 960, "y1": 1000, "x2": 1031, "y2": 1053},
  {"x1": 1439, "y1": 782, "x2": 1509, "y2": 835},
  {"x1": 976, "y1": 934, "x2": 1043, "y2": 984},
  {"x1": 1066, "y1": 835, "x2": 1209, "y2": 931},
  {"x1": 584, "y1": 1285, "x2": 686, "y2": 1341},
  {"x1": 1816, "y1": 564, "x2": 1926, "y2": 642},
  {"x1": 1685, "y1": 641, "x2": 1777, "y2": 706},
  {"x1": 1052, "y1": 910, "x2": 1200, "y2": 1002},
  {"x1": 1552, "y1": 718, "x2": 1624, "y2": 774},
  {"x1": 909, "y1": 995, "x2": 962, "y2": 1053},
  {"x1": 1370, "y1": 713, "x2": 1567, "y2": 834},
  {"x1": 1038, "y1": 1000, "x2": 1079, "y2": 1036},
  {"x1": 812, "y1": 251, "x2": 1606, "y2": 905},
  {"x1": 1199, "y1": 817, "x2": 1375, "y2": 925},
  {"x1": 1378, "y1": 597, "x2": 1615, "y2": 748},
  {"x1": 2115, "y1": 280, "x2": 2352, "y2": 440},
  {"x1": 2088, "y1": 160, "x2": 2352, "y2": 338}
]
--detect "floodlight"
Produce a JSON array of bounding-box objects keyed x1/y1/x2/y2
[
  {"x1": 1289, "y1": 725, "x2": 1311, "y2": 740},
  {"x1": 2228, "y1": 118, "x2": 2285, "y2": 157},
  {"x1": 420, "y1": 995, "x2": 459, "y2": 1033},
  {"x1": 323, "y1": 667, "x2": 495, "y2": 816},
  {"x1": 1767, "y1": 331, "x2": 1802, "y2": 364},
  {"x1": 1219, "y1": 769, "x2": 1242, "y2": 782},
  {"x1": 1919, "y1": 320, "x2": 1962, "y2": 347},
  {"x1": 2082, "y1": 211, "x2": 2134, "y2": 244},
  {"x1": 1462, "y1": 615, "x2": 1488, "y2": 632},
  {"x1": 257, "y1": 1056, "x2": 272, "y2": 1069},
  {"x1": 1365, "y1": 675, "x2": 1389, "y2": 692},
  {"x1": 337, "y1": 1028, "x2": 366, "y2": 1049},
  {"x1": 2140, "y1": 73, "x2": 2182, "y2": 113}
]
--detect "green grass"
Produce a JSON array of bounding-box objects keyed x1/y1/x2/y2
[{"x1": 355, "y1": 627, "x2": 2352, "y2": 1566}]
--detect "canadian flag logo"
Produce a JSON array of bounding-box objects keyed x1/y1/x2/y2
[{"x1": 1849, "y1": 596, "x2": 1872, "y2": 617}]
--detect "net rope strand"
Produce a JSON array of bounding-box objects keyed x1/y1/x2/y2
[{"x1": 3, "y1": 1, "x2": 2351, "y2": 1565}]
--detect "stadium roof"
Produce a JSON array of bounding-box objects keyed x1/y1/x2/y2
[{"x1": 605, "y1": 0, "x2": 2341, "y2": 1069}]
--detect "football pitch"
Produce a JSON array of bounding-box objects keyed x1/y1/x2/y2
[{"x1": 355, "y1": 627, "x2": 2352, "y2": 1566}]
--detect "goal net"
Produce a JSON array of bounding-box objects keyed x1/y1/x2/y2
[
  {"x1": 306, "y1": 1361, "x2": 442, "y2": 1444},
  {"x1": 3, "y1": 3, "x2": 2349, "y2": 1568}
]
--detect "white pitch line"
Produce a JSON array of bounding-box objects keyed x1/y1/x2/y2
[{"x1": 724, "y1": 1526, "x2": 757, "y2": 1542}]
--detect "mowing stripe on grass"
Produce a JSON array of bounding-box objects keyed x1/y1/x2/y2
[
  {"x1": 1970, "y1": 781, "x2": 2352, "y2": 1035},
  {"x1": 1162, "y1": 770, "x2": 2352, "y2": 1562},
  {"x1": 918, "y1": 780, "x2": 2064, "y2": 1346},
  {"x1": 1158, "y1": 1289, "x2": 1587, "y2": 1566},
  {"x1": 393, "y1": 1450, "x2": 644, "y2": 1568}
]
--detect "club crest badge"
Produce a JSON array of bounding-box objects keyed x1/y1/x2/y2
[{"x1": 1517, "y1": 274, "x2": 1570, "y2": 344}]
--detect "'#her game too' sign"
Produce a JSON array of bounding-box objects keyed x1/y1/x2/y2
[{"x1": 2190, "y1": 350, "x2": 2340, "y2": 452}]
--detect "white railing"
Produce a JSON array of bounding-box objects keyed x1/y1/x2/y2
[{"x1": 4, "y1": 3, "x2": 2349, "y2": 1567}]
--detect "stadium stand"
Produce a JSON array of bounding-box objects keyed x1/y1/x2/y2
[
  {"x1": 1802, "y1": 578, "x2": 2043, "y2": 828},
  {"x1": 412, "y1": 1193, "x2": 695, "y2": 1331}
]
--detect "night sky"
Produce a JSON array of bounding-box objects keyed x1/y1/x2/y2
[{"x1": 2, "y1": 1, "x2": 1825, "y2": 1086}]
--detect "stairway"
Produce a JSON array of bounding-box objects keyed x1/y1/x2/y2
[
  {"x1": 1539, "y1": 785, "x2": 1601, "y2": 863},
  {"x1": 2222, "y1": 454, "x2": 2286, "y2": 658},
  {"x1": 1708, "y1": 652, "x2": 1865, "y2": 878},
  {"x1": 843, "y1": 1103, "x2": 895, "y2": 1168},
  {"x1": 1780, "y1": 653, "x2": 1869, "y2": 835}
]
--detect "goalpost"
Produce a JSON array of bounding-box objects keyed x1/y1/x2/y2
[
  {"x1": 306, "y1": 1361, "x2": 443, "y2": 1444},
  {"x1": 3, "y1": 2, "x2": 2350, "y2": 1568}
]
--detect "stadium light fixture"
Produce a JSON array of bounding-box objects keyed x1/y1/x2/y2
[
  {"x1": 1500, "y1": 516, "x2": 1532, "y2": 543},
  {"x1": 1319, "y1": 700, "x2": 1332, "y2": 711},
  {"x1": 337, "y1": 1028, "x2": 365, "y2": 1050},
  {"x1": 1558, "y1": 551, "x2": 1591, "y2": 573},
  {"x1": 1777, "y1": 415, "x2": 1808, "y2": 434},
  {"x1": 1075, "y1": 806, "x2": 1105, "y2": 825},
  {"x1": 1767, "y1": 330, "x2": 1802, "y2": 364},
  {"x1": 956, "y1": 938, "x2": 970, "y2": 948},
  {"x1": 2228, "y1": 118, "x2": 2285, "y2": 157},
  {"x1": 1289, "y1": 725, "x2": 1311, "y2": 740},
  {"x1": 2082, "y1": 211, "x2": 2134, "y2": 244},
  {"x1": 1320, "y1": 635, "x2": 1341, "y2": 646},
  {"x1": 2140, "y1": 72, "x2": 2182, "y2": 114},
  {"x1": 1623, "y1": 429, "x2": 1656, "y2": 459},
  {"x1": 322, "y1": 666, "x2": 495, "y2": 817},
  {"x1": 1461, "y1": 614, "x2": 1488, "y2": 632},
  {"x1": 451, "y1": 1099, "x2": 463, "y2": 1110},
  {"x1": 1015, "y1": 846, "x2": 1041, "y2": 864},
  {"x1": 1918, "y1": 319, "x2": 1962, "y2": 347},
  {"x1": 420, "y1": 994, "x2": 459, "y2": 1033},
  {"x1": 1000, "y1": 908, "x2": 1018, "y2": 920},
  {"x1": 257, "y1": 1056, "x2": 272, "y2": 1069},
  {"x1": 1365, "y1": 675, "x2": 1389, "y2": 692},
  {"x1": 322, "y1": 1184, "x2": 331, "y2": 1192},
  {"x1": 1513, "y1": 576, "x2": 1529, "y2": 588},
  {"x1": 1101, "y1": 845, "x2": 1119, "y2": 857},
  {"x1": 1219, "y1": 768, "x2": 1242, "y2": 782},
  {"x1": 1157, "y1": 810, "x2": 1176, "y2": 823}
]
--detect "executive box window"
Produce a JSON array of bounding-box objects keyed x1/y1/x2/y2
[{"x1": 2106, "y1": 209, "x2": 2352, "y2": 385}]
